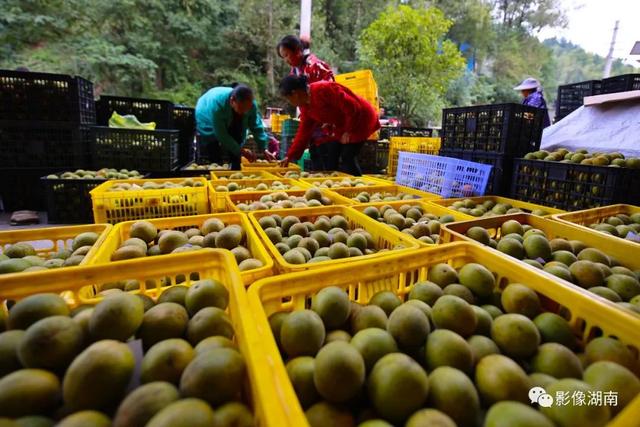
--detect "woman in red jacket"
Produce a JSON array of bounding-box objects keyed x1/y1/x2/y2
[
  {"x1": 277, "y1": 35, "x2": 335, "y2": 170},
  {"x1": 279, "y1": 75, "x2": 380, "y2": 176}
]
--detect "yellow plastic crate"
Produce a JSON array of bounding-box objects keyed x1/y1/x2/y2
[
  {"x1": 248, "y1": 242, "x2": 640, "y2": 427},
  {"x1": 352, "y1": 200, "x2": 473, "y2": 247},
  {"x1": 224, "y1": 189, "x2": 353, "y2": 213},
  {"x1": 430, "y1": 195, "x2": 565, "y2": 218},
  {"x1": 326, "y1": 184, "x2": 440, "y2": 204},
  {"x1": 207, "y1": 179, "x2": 305, "y2": 212},
  {"x1": 353, "y1": 199, "x2": 473, "y2": 222},
  {"x1": 248, "y1": 205, "x2": 420, "y2": 273},
  {"x1": 387, "y1": 136, "x2": 441, "y2": 176},
  {"x1": 90, "y1": 177, "x2": 209, "y2": 224},
  {"x1": 440, "y1": 212, "x2": 640, "y2": 273},
  {"x1": 294, "y1": 176, "x2": 390, "y2": 189},
  {"x1": 210, "y1": 170, "x2": 279, "y2": 180},
  {"x1": 0, "y1": 249, "x2": 286, "y2": 427},
  {"x1": 336, "y1": 69, "x2": 379, "y2": 111},
  {"x1": 273, "y1": 170, "x2": 353, "y2": 179},
  {"x1": 363, "y1": 174, "x2": 396, "y2": 184},
  {"x1": 552, "y1": 204, "x2": 640, "y2": 248},
  {"x1": 270, "y1": 113, "x2": 290, "y2": 134},
  {"x1": 0, "y1": 224, "x2": 112, "y2": 271},
  {"x1": 88, "y1": 213, "x2": 273, "y2": 287}
]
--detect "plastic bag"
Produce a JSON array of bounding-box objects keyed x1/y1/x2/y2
[{"x1": 108, "y1": 111, "x2": 156, "y2": 130}]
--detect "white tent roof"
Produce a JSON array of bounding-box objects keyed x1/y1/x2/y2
[{"x1": 541, "y1": 97, "x2": 640, "y2": 157}]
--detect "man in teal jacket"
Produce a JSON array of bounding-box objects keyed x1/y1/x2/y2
[{"x1": 196, "y1": 84, "x2": 271, "y2": 169}]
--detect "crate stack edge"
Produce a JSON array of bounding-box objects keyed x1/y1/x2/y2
[{"x1": 0, "y1": 69, "x2": 96, "y2": 211}]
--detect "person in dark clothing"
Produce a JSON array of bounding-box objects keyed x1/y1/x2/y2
[
  {"x1": 514, "y1": 77, "x2": 551, "y2": 128},
  {"x1": 195, "y1": 84, "x2": 273, "y2": 169}
]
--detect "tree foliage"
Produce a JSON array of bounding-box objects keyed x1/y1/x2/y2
[
  {"x1": 359, "y1": 6, "x2": 465, "y2": 125},
  {"x1": 1, "y1": 0, "x2": 636, "y2": 123}
]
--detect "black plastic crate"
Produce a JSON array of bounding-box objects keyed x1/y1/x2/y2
[
  {"x1": 440, "y1": 149, "x2": 511, "y2": 196},
  {"x1": 0, "y1": 122, "x2": 90, "y2": 168},
  {"x1": 91, "y1": 127, "x2": 179, "y2": 172},
  {"x1": 510, "y1": 159, "x2": 640, "y2": 210},
  {"x1": 358, "y1": 141, "x2": 379, "y2": 174},
  {"x1": 375, "y1": 140, "x2": 390, "y2": 173},
  {"x1": 379, "y1": 126, "x2": 401, "y2": 140},
  {"x1": 172, "y1": 105, "x2": 196, "y2": 165},
  {"x1": 555, "y1": 80, "x2": 602, "y2": 121},
  {"x1": 96, "y1": 95, "x2": 173, "y2": 128},
  {"x1": 442, "y1": 103, "x2": 544, "y2": 156},
  {"x1": 193, "y1": 135, "x2": 233, "y2": 165},
  {"x1": 601, "y1": 74, "x2": 640, "y2": 94},
  {"x1": 41, "y1": 171, "x2": 151, "y2": 223},
  {"x1": 41, "y1": 175, "x2": 104, "y2": 223},
  {"x1": 0, "y1": 168, "x2": 59, "y2": 212},
  {"x1": 399, "y1": 127, "x2": 434, "y2": 137},
  {"x1": 0, "y1": 70, "x2": 95, "y2": 124}
]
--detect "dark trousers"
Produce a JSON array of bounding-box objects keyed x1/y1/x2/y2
[
  {"x1": 326, "y1": 142, "x2": 364, "y2": 176},
  {"x1": 199, "y1": 134, "x2": 241, "y2": 170},
  {"x1": 309, "y1": 144, "x2": 329, "y2": 171}
]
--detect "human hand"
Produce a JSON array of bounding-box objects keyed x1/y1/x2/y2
[
  {"x1": 280, "y1": 156, "x2": 290, "y2": 167},
  {"x1": 340, "y1": 132, "x2": 350, "y2": 144},
  {"x1": 241, "y1": 148, "x2": 256, "y2": 162},
  {"x1": 264, "y1": 150, "x2": 277, "y2": 161}
]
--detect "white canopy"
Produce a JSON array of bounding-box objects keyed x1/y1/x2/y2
[{"x1": 541, "y1": 97, "x2": 640, "y2": 157}]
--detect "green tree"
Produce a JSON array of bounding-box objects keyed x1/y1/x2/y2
[
  {"x1": 359, "y1": 5, "x2": 465, "y2": 124},
  {"x1": 491, "y1": 0, "x2": 567, "y2": 33}
]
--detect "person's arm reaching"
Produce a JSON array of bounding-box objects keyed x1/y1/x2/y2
[
  {"x1": 212, "y1": 109, "x2": 241, "y2": 158},
  {"x1": 285, "y1": 113, "x2": 317, "y2": 162}
]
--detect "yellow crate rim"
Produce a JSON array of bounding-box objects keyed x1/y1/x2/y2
[
  {"x1": 351, "y1": 200, "x2": 473, "y2": 247},
  {"x1": 224, "y1": 188, "x2": 354, "y2": 213},
  {"x1": 552, "y1": 204, "x2": 640, "y2": 249},
  {"x1": 248, "y1": 242, "x2": 640, "y2": 427},
  {"x1": 363, "y1": 174, "x2": 396, "y2": 185},
  {"x1": 248, "y1": 205, "x2": 421, "y2": 273},
  {"x1": 210, "y1": 170, "x2": 280, "y2": 180},
  {"x1": 0, "y1": 224, "x2": 112, "y2": 273},
  {"x1": 353, "y1": 199, "x2": 474, "y2": 222},
  {"x1": 271, "y1": 170, "x2": 354, "y2": 179},
  {"x1": 207, "y1": 179, "x2": 306, "y2": 212},
  {"x1": 90, "y1": 177, "x2": 210, "y2": 224},
  {"x1": 0, "y1": 249, "x2": 287, "y2": 427},
  {"x1": 387, "y1": 136, "x2": 441, "y2": 175},
  {"x1": 294, "y1": 176, "x2": 389, "y2": 189},
  {"x1": 429, "y1": 195, "x2": 565, "y2": 217},
  {"x1": 326, "y1": 184, "x2": 440, "y2": 204},
  {"x1": 88, "y1": 213, "x2": 274, "y2": 287}
]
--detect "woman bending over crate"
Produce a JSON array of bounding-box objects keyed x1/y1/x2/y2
[{"x1": 278, "y1": 75, "x2": 380, "y2": 176}]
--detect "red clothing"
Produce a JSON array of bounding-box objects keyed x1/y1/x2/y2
[
  {"x1": 290, "y1": 53, "x2": 334, "y2": 83},
  {"x1": 287, "y1": 81, "x2": 381, "y2": 161}
]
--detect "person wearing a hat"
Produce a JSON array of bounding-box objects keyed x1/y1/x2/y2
[{"x1": 514, "y1": 77, "x2": 551, "y2": 128}]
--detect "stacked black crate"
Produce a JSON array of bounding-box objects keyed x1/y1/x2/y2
[
  {"x1": 0, "y1": 70, "x2": 95, "y2": 211},
  {"x1": 439, "y1": 103, "x2": 545, "y2": 196},
  {"x1": 94, "y1": 96, "x2": 180, "y2": 174},
  {"x1": 555, "y1": 80, "x2": 602, "y2": 122}
]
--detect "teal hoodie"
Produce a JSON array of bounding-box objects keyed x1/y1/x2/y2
[{"x1": 195, "y1": 87, "x2": 268, "y2": 156}]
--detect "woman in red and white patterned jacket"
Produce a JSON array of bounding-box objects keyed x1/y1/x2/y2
[{"x1": 277, "y1": 35, "x2": 335, "y2": 171}]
